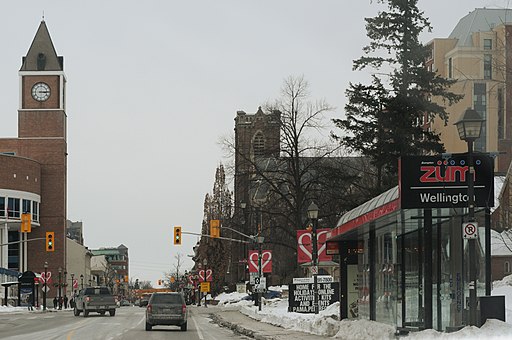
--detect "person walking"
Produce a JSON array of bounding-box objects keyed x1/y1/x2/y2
[
  {"x1": 53, "y1": 297, "x2": 58, "y2": 309},
  {"x1": 59, "y1": 296, "x2": 63, "y2": 310},
  {"x1": 64, "y1": 295, "x2": 68, "y2": 309}
]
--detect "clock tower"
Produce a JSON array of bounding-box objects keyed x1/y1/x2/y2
[{"x1": 17, "y1": 20, "x2": 67, "y2": 280}]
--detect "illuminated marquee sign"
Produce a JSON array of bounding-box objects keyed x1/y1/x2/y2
[{"x1": 399, "y1": 154, "x2": 494, "y2": 209}]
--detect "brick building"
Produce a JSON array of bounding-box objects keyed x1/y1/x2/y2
[{"x1": 0, "y1": 20, "x2": 67, "y2": 298}]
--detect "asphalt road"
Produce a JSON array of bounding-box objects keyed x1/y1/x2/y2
[{"x1": 0, "y1": 305, "x2": 250, "y2": 340}]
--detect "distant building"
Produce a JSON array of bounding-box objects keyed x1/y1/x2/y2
[
  {"x1": 491, "y1": 229, "x2": 512, "y2": 281},
  {"x1": 90, "y1": 245, "x2": 129, "y2": 296},
  {"x1": 427, "y1": 8, "x2": 512, "y2": 172},
  {"x1": 66, "y1": 220, "x2": 84, "y2": 245}
]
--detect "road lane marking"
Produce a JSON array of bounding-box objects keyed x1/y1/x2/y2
[{"x1": 191, "y1": 315, "x2": 204, "y2": 340}]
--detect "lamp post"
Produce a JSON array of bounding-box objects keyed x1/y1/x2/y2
[
  {"x1": 58, "y1": 267, "x2": 62, "y2": 310},
  {"x1": 64, "y1": 271, "x2": 67, "y2": 297},
  {"x1": 307, "y1": 201, "x2": 319, "y2": 314},
  {"x1": 70, "y1": 273, "x2": 75, "y2": 296},
  {"x1": 80, "y1": 274, "x2": 84, "y2": 289},
  {"x1": 203, "y1": 258, "x2": 208, "y2": 308},
  {"x1": 454, "y1": 108, "x2": 484, "y2": 326},
  {"x1": 241, "y1": 202, "x2": 248, "y2": 283},
  {"x1": 43, "y1": 261, "x2": 48, "y2": 311}
]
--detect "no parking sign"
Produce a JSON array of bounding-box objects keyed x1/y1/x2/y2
[{"x1": 463, "y1": 222, "x2": 478, "y2": 239}]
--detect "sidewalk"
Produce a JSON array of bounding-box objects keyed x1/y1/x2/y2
[{"x1": 192, "y1": 305, "x2": 329, "y2": 340}]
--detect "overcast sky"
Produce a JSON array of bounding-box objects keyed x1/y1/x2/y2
[{"x1": 0, "y1": 0, "x2": 508, "y2": 283}]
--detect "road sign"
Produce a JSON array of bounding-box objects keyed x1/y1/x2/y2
[
  {"x1": 463, "y1": 222, "x2": 478, "y2": 239},
  {"x1": 311, "y1": 266, "x2": 318, "y2": 275},
  {"x1": 41, "y1": 285, "x2": 49, "y2": 293},
  {"x1": 255, "y1": 277, "x2": 266, "y2": 290},
  {"x1": 200, "y1": 282, "x2": 210, "y2": 293}
]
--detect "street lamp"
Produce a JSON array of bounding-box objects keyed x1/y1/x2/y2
[
  {"x1": 454, "y1": 107, "x2": 484, "y2": 326},
  {"x1": 58, "y1": 267, "x2": 62, "y2": 310},
  {"x1": 43, "y1": 261, "x2": 48, "y2": 311},
  {"x1": 307, "y1": 201, "x2": 319, "y2": 314},
  {"x1": 80, "y1": 274, "x2": 84, "y2": 289},
  {"x1": 203, "y1": 258, "x2": 208, "y2": 308},
  {"x1": 70, "y1": 273, "x2": 74, "y2": 295}
]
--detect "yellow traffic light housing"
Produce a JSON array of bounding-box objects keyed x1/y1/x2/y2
[
  {"x1": 46, "y1": 231, "x2": 55, "y2": 252},
  {"x1": 21, "y1": 213, "x2": 31, "y2": 233},
  {"x1": 174, "y1": 226, "x2": 182, "y2": 245},
  {"x1": 210, "y1": 219, "x2": 220, "y2": 238}
]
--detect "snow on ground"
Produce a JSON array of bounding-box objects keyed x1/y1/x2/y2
[{"x1": 215, "y1": 282, "x2": 512, "y2": 339}]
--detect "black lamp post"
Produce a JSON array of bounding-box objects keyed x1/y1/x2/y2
[
  {"x1": 43, "y1": 261, "x2": 48, "y2": 311},
  {"x1": 70, "y1": 273, "x2": 74, "y2": 295},
  {"x1": 58, "y1": 267, "x2": 62, "y2": 309},
  {"x1": 80, "y1": 274, "x2": 84, "y2": 289},
  {"x1": 64, "y1": 271, "x2": 67, "y2": 298},
  {"x1": 307, "y1": 202, "x2": 319, "y2": 314},
  {"x1": 454, "y1": 107, "x2": 484, "y2": 326}
]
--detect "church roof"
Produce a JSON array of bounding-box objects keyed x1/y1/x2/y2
[{"x1": 20, "y1": 20, "x2": 63, "y2": 71}]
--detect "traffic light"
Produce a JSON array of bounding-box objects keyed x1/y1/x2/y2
[
  {"x1": 210, "y1": 219, "x2": 220, "y2": 238},
  {"x1": 45, "y1": 231, "x2": 54, "y2": 252},
  {"x1": 174, "y1": 226, "x2": 182, "y2": 245},
  {"x1": 21, "y1": 213, "x2": 31, "y2": 233}
]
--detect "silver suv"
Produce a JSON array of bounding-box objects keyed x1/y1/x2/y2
[{"x1": 145, "y1": 292, "x2": 187, "y2": 331}]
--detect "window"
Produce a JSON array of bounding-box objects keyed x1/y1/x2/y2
[
  {"x1": 32, "y1": 201, "x2": 39, "y2": 222},
  {"x1": 484, "y1": 39, "x2": 492, "y2": 50},
  {"x1": 498, "y1": 88, "x2": 504, "y2": 139},
  {"x1": 253, "y1": 132, "x2": 265, "y2": 157},
  {"x1": 22, "y1": 199, "x2": 31, "y2": 214},
  {"x1": 0, "y1": 197, "x2": 4, "y2": 217},
  {"x1": 505, "y1": 261, "x2": 511, "y2": 274},
  {"x1": 7, "y1": 198, "x2": 20, "y2": 218},
  {"x1": 448, "y1": 58, "x2": 452, "y2": 78},
  {"x1": 473, "y1": 83, "x2": 487, "y2": 152},
  {"x1": 484, "y1": 54, "x2": 492, "y2": 79}
]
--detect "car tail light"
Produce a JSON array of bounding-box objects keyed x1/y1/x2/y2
[
  {"x1": 182, "y1": 304, "x2": 186, "y2": 314},
  {"x1": 85, "y1": 296, "x2": 90, "y2": 303},
  {"x1": 147, "y1": 304, "x2": 152, "y2": 313}
]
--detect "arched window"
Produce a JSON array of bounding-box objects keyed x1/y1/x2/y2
[
  {"x1": 253, "y1": 132, "x2": 265, "y2": 156},
  {"x1": 505, "y1": 261, "x2": 511, "y2": 274}
]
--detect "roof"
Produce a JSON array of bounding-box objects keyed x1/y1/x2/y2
[
  {"x1": 20, "y1": 20, "x2": 63, "y2": 71},
  {"x1": 329, "y1": 175, "x2": 506, "y2": 241},
  {"x1": 449, "y1": 8, "x2": 512, "y2": 47}
]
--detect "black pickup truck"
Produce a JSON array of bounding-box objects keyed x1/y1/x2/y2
[{"x1": 73, "y1": 286, "x2": 118, "y2": 317}]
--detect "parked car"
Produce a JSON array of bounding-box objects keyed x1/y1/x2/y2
[
  {"x1": 145, "y1": 292, "x2": 187, "y2": 331},
  {"x1": 241, "y1": 290, "x2": 282, "y2": 301}
]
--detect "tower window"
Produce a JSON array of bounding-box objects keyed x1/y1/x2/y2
[
  {"x1": 448, "y1": 58, "x2": 453, "y2": 78},
  {"x1": 484, "y1": 54, "x2": 492, "y2": 79},
  {"x1": 253, "y1": 132, "x2": 265, "y2": 157}
]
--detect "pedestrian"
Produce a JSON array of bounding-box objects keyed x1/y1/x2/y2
[
  {"x1": 53, "y1": 297, "x2": 58, "y2": 309},
  {"x1": 59, "y1": 296, "x2": 63, "y2": 310},
  {"x1": 70, "y1": 297, "x2": 74, "y2": 309},
  {"x1": 64, "y1": 295, "x2": 68, "y2": 309}
]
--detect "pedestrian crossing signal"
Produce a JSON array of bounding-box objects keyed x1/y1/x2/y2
[
  {"x1": 174, "y1": 226, "x2": 182, "y2": 245},
  {"x1": 46, "y1": 231, "x2": 54, "y2": 252}
]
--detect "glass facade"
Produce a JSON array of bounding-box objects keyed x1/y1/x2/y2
[
  {"x1": 0, "y1": 196, "x2": 39, "y2": 222},
  {"x1": 347, "y1": 207, "x2": 488, "y2": 331}
]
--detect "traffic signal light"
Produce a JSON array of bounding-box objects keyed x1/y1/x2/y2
[
  {"x1": 210, "y1": 219, "x2": 220, "y2": 238},
  {"x1": 174, "y1": 226, "x2": 182, "y2": 245},
  {"x1": 46, "y1": 231, "x2": 54, "y2": 252},
  {"x1": 21, "y1": 213, "x2": 31, "y2": 233}
]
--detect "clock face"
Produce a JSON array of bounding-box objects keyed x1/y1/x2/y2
[{"x1": 31, "y1": 82, "x2": 51, "y2": 101}]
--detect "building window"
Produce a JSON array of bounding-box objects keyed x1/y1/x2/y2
[
  {"x1": 484, "y1": 54, "x2": 492, "y2": 79},
  {"x1": 448, "y1": 58, "x2": 452, "y2": 78},
  {"x1": 0, "y1": 197, "x2": 4, "y2": 217},
  {"x1": 484, "y1": 39, "x2": 492, "y2": 50},
  {"x1": 473, "y1": 83, "x2": 487, "y2": 152},
  {"x1": 32, "y1": 201, "x2": 39, "y2": 222},
  {"x1": 505, "y1": 261, "x2": 511, "y2": 274},
  {"x1": 253, "y1": 132, "x2": 265, "y2": 157},
  {"x1": 22, "y1": 199, "x2": 31, "y2": 214},
  {"x1": 498, "y1": 88, "x2": 504, "y2": 139},
  {"x1": 7, "y1": 198, "x2": 20, "y2": 219}
]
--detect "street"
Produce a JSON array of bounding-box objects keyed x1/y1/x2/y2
[{"x1": 0, "y1": 305, "x2": 250, "y2": 340}]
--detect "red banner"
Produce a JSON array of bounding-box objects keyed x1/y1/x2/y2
[
  {"x1": 248, "y1": 250, "x2": 272, "y2": 273},
  {"x1": 297, "y1": 229, "x2": 333, "y2": 263}
]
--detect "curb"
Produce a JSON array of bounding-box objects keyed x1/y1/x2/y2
[{"x1": 210, "y1": 312, "x2": 270, "y2": 340}]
